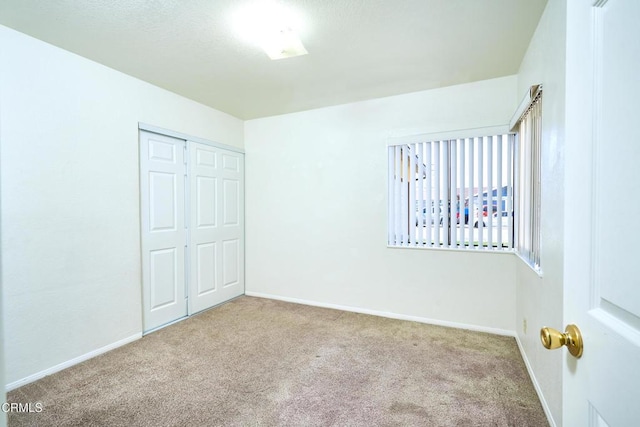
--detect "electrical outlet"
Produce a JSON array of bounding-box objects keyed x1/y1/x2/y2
[{"x1": 523, "y1": 318, "x2": 528, "y2": 334}]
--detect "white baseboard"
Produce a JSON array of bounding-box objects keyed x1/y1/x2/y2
[
  {"x1": 6, "y1": 333, "x2": 142, "y2": 392},
  {"x1": 245, "y1": 291, "x2": 516, "y2": 337},
  {"x1": 515, "y1": 335, "x2": 556, "y2": 427}
]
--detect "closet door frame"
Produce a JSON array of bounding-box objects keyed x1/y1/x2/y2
[{"x1": 139, "y1": 123, "x2": 244, "y2": 155}]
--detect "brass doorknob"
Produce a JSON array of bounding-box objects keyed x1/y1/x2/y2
[{"x1": 540, "y1": 324, "x2": 583, "y2": 358}]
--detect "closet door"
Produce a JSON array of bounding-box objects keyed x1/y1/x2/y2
[
  {"x1": 140, "y1": 131, "x2": 188, "y2": 332},
  {"x1": 189, "y1": 142, "x2": 244, "y2": 314}
]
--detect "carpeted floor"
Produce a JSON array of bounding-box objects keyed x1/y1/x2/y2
[{"x1": 8, "y1": 296, "x2": 548, "y2": 426}]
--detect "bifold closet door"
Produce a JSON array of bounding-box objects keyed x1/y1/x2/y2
[
  {"x1": 188, "y1": 142, "x2": 245, "y2": 314},
  {"x1": 140, "y1": 131, "x2": 188, "y2": 332}
]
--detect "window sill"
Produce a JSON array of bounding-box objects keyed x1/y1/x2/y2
[{"x1": 387, "y1": 244, "x2": 515, "y2": 255}]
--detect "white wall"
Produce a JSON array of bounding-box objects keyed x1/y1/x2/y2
[
  {"x1": 0, "y1": 25, "x2": 243, "y2": 387},
  {"x1": 245, "y1": 76, "x2": 518, "y2": 333},
  {"x1": 514, "y1": 1, "x2": 566, "y2": 425}
]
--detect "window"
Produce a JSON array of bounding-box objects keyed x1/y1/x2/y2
[
  {"x1": 387, "y1": 131, "x2": 516, "y2": 251},
  {"x1": 387, "y1": 86, "x2": 543, "y2": 270},
  {"x1": 513, "y1": 86, "x2": 542, "y2": 269}
]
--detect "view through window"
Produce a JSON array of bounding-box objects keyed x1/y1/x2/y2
[{"x1": 388, "y1": 133, "x2": 515, "y2": 251}]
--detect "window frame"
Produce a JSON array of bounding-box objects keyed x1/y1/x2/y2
[{"x1": 387, "y1": 126, "x2": 516, "y2": 253}]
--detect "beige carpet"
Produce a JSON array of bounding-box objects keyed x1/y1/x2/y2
[{"x1": 8, "y1": 296, "x2": 548, "y2": 426}]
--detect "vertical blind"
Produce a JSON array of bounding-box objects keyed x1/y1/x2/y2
[
  {"x1": 514, "y1": 90, "x2": 543, "y2": 268},
  {"x1": 388, "y1": 134, "x2": 515, "y2": 250}
]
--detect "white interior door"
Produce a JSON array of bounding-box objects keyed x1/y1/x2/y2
[
  {"x1": 188, "y1": 141, "x2": 244, "y2": 314},
  {"x1": 564, "y1": 1, "x2": 640, "y2": 425},
  {"x1": 140, "y1": 131, "x2": 188, "y2": 332}
]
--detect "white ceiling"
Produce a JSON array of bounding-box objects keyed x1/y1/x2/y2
[{"x1": 0, "y1": 0, "x2": 547, "y2": 120}]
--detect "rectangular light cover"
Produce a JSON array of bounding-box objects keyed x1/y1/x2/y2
[{"x1": 262, "y1": 27, "x2": 308, "y2": 60}]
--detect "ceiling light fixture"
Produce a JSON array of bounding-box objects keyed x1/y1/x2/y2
[{"x1": 232, "y1": 1, "x2": 308, "y2": 60}]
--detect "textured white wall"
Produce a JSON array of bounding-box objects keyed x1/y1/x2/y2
[
  {"x1": 245, "y1": 76, "x2": 518, "y2": 333},
  {"x1": 0, "y1": 25, "x2": 243, "y2": 386},
  {"x1": 515, "y1": 1, "x2": 567, "y2": 426}
]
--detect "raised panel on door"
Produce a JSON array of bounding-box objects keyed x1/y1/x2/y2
[
  {"x1": 140, "y1": 130, "x2": 187, "y2": 332},
  {"x1": 149, "y1": 248, "x2": 179, "y2": 309},
  {"x1": 196, "y1": 176, "x2": 217, "y2": 228},
  {"x1": 223, "y1": 179, "x2": 240, "y2": 226},
  {"x1": 222, "y1": 239, "x2": 240, "y2": 288},
  {"x1": 189, "y1": 142, "x2": 244, "y2": 314},
  {"x1": 149, "y1": 172, "x2": 177, "y2": 232},
  {"x1": 196, "y1": 242, "x2": 217, "y2": 295}
]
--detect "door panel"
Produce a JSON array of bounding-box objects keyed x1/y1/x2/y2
[
  {"x1": 222, "y1": 239, "x2": 240, "y2": 287},
  {"x1": 196, "y1": 242, "x2": 217, "y2": 295},
  {"x1": 565, "y1": 1, "x2": 640, "y2": 425},
  {"x1": 196, "y1": 176, "x2": 216, "y2": 227},
  {"x1": 222, "y1": 153, "x2": 240, "y2": 171},
  {"x1": 149, "y1": 248, "x2": 178, "y2": 308},
  {"x1": 223, "y1": 179, "x2": 240, "y2": 225},
  {"x1": 189, "y1": 142, "x2": 244, "y2": 314},
  {"x1": 140, "y1": 131, "x2": 188, "y2": 332},
  {"x1": 149, "y1": 172, "x2": 177, "y2": 231},
  {"x1": 148, "y1": 139, "x2": 176, "y2": 162},
  {"x1": 196, "y1": 147, "x2": 216, "y2": 167}
]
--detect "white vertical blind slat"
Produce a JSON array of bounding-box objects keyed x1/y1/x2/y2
[
  {"x1": 523, "y1": 119, "x2": 531, "y2": 258},
  {"x1": 478, "y1": 136, "x2": 484, "y2": 249},
  {"x1": 507, "y1": 134, "x2": 514, "y2": 249},
  {"x1": 394, "y1": 145, "x2": 402, "y2": 245},
  {"x1": 487, "y1": 135, "x2": 493, "y2": 249},
  {"x1": 533, "y1": 99, "x2": 542, "y2": 266},
  {"x1": 388, "y1": 147, "x2": 395, "y2": 245},
  {"x1": 450, "y1": 140, "x2": 457, "y2": 247},
  {"x1": 459, "y1": 139, "x2": 465, "y2": 247},
  {"x1": 434, "y1": 141, "x2": 441, "y2": 246},
  {"x1": 417, "y1": 142, "x2": 424, "y2": 246},
  {"x1": 409, "y1": 144, "x2": 417, "y2": 246},
  {"x1": 530, "y1": 112, "x2": 535, "y2": 262},
  {"x1": 468, "y1": 137, "x2": 474, "y2": 247},
  {"x1": 425, "y1": 142, "x2": 432, "y2": 246},
  {"x1": 442, "y1": 141, "x2": 449, "y2": 246},
  {"x1": 401, "y1": 146, "x2": 409, "y2": 245},
  {"x1": 496, "y1": 134, "x2": 503, "y2": 248},
  {"x1": 513, "y1": 132, "x2": 520, "y2": 251}
]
